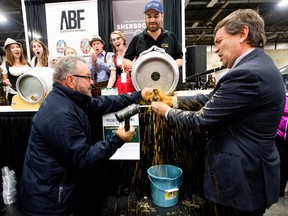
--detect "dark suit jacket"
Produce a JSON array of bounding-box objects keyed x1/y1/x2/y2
[{"x1": 168, "y1": 48, "x2": 286, "y2": 211}]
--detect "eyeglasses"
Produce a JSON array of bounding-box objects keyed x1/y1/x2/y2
[
  {"x1": 72, "y1": 74, "x2": 92, "y2": 81},
  {"x1": 111, "y1": 37, "x2": 121, "y2": 42}
]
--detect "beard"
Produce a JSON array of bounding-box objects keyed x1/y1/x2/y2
[
  {"x1": 146, "y1": 22, "x2": 161, "y2": 32},
  {"x1": 76, "y1": 85, "x2": 92, "y2": 97}
]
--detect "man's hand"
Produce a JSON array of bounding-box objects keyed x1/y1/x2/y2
[
  {"x1": 2, "y1": 79, "x2": 12, "y2": 87},
  {"x1": 91, "y1": 52, "x2": 97, "y2": 63},
  {"x1": 116, "y1": 124, "x2": 136, "y2": 142},
  {"x1": 49, "y1": 54, "x2": 58, "y2": 65},
  {"x1": 156, "y1": 90, "x2": 173, "y2": 106},
  {"x1": 151, "y1": 101, "x2": 171, "y2": 117},
  {"x1": 140, "y1": 87, "x2": 154, "y2": 102}
]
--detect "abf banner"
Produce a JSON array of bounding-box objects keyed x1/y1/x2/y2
[{"x1": 45, "y1": 0, "x2": 98, "y2": 57}]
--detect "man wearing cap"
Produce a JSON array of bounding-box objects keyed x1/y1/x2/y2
[
  {"x1": 88, "y1": 35, "x2": 115, "y2": 97},
  {"x1": 123, "y1": 0, "x2": 183, "y2": 69}
]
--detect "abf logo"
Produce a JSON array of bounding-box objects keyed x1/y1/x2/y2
[{"x1": 60, "y1": 10, "x2": 85, "y2": 30}]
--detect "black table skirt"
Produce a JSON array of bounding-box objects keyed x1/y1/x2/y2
[
  {"x1": 0, "y1": 109, "x2": 207, "y2": 214},
  {"x1": 0, "y1": 111, "x2": 36, "y2": 182}
]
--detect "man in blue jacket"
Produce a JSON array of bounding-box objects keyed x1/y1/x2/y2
[
  {"x1": 18, "y1": 55, "x2": 152, "y2": 215},
  {"x1": 151, "y1": 9, "x2": 286, "y2": 216}
]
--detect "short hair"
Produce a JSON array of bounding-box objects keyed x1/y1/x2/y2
[
  {"x1": 53, "y1": 55, "x2": 86, "y2": 82},
  {"x1": 214, "y1": 9, "x2": 266, "y2": 48}
]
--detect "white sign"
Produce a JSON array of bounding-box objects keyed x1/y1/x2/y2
[
  {"x1": 45, "y1": 0, "x2": 98, "y2": 57},
  {"x1": 102, "y1": 112, "x2": 140, "y2": 160}
]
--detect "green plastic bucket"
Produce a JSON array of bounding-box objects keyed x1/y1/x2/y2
[{"x1": 147, "y1": 164, "x2": 183, "y2": 207}]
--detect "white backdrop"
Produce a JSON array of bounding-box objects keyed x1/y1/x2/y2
[{"x1": 45, "y1": 0, "x2": 98, "y2": 58}]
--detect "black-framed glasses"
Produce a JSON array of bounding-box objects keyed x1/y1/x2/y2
[
  {"x1": 111, "y1": 37, "x2": 121, "y2": 42},
  {"x1": 72, "y1": 74, "x2": 92, "y2": 81}
]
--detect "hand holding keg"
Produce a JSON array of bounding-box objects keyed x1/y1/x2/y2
[
  {"x1": 151, "y1": 101, "x2": 171, "y2": 117},
  {"x1": 139, "y1": 87, "x2": 155, "y2": 103},
  {"x1": 2, "y1": 79, "x2": 12, "y2": 87},
  {"x1": 154, "y1": 89, "x2": 173, "y2": 107},
  {"x1": 142, "y1": 88, "x2": 173, "y2": 106}
]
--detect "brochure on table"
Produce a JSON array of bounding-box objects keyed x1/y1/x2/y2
[{"x1": 101, "y1": 88, "x2": 140, "y2": 160}]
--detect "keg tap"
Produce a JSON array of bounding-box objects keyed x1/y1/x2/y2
[{"x1": 115, "y1": 104, "x2": 139, "y2": 131}]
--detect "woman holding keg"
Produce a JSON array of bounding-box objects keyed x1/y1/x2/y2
[{"x1": 1, "y1": 38, "x2": 31, "y2": 105}]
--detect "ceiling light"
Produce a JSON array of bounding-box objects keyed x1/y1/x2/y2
[
  {"x1": 0, "y1": 14, "x2": 7, "y2": 22},
  {"x1": 28, "y1": 32, "x2": 41, "y2": 39},
  {"x1": 267, "y1": 34, "x2": 278, "y2": 40},
  {"x1": 191, "y1": 22, "x2": 199, "y2": 28},
  {"x1": 207, "y1": 0, "x2": 217, "y2": 8},
  {"x1": 278, "y1": 0, "x2": 288, "y2": 6}
]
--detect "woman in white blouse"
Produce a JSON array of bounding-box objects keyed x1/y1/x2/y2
[{"x1": 1, "y1": 38, "x2": 31, "y2": 105}]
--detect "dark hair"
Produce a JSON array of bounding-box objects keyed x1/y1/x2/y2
[{"x1": 214, "y1": 9, "x2": 266, "y2": 48}]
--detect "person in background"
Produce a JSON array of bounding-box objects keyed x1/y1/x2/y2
[
  {"x1": 64, "y1": 47, "x2": 77, "y2": 55},
  {"x1": 151, "y1": 9, "x2": 285, "y2": 216},
  {"x1": 110, "y1": 31, "x2": 135, "y2": 94},
  {"x1": 275, "y1": 90, "x2": 288, "y2": 198},
  {"x1": 18, "y1": 55, "x2": 153, "y2": 215},
  {"x1": 1, "y1": 38, "x2": 31, "y2": 105},
  {"x1": 88, "y1": 34, "x2": 115, "y2": 97},
  {"x1": 0, "y1": 65, "x2": 8, "y2": 106},
  {"x1": 123, "y1": 0, "x2": 183, "y2": 69},
  {"x1": 30, "y1": 39, "x2": 55, "y2": 67}
]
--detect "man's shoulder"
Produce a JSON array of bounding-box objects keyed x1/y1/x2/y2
[
  {"x1": 162, "y1": 29, "x2": 177, "y2": 38},
  {"x1": 131, "y1": 30, "x2": 145, "y2": 41}
]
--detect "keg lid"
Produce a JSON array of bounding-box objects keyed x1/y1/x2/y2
[
  {"x1": 131, "y1": 46, "x2": 179, "y2": 95},
  {"x1": 17, "y1": 75, "x2": 45, "y2": 103},
  {"x1": 16, "y1": 67, "x2": 53, "y2": 104}
]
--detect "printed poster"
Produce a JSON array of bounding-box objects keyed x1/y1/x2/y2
[
  {"x1": 112, "y1": 0, "x2": 163, "y2": 44},
  {"x1": 45, "y1": 0, "x2": 98, "y2": 58}
]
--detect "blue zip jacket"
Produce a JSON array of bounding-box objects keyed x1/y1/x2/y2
[{"x1": 18, "y1": 82, "x2": 141, "y2": 215}]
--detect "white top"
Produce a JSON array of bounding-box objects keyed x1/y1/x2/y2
[{"x1": 30, "y1": 55, "x2": 57, "y2": 68}]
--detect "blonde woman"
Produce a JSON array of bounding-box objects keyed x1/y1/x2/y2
[
  {"x1": 110, "y1": 31, "x2": 134, "y2": 94},
  {"x1": 64, "y1": 47, "x2": 77, "y2": 55}
]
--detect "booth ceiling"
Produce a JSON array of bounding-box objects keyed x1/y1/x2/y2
[
  {"x1": 0, "y1": 0, "x2": 288, "y2": 55},
  {"x1": 185, "y1": 0, "x2": 288, "y2": 46}
]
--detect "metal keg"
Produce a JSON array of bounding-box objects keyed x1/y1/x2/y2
[
  {"x1": 16, "y1": 67, "x2": 54, "y2": 104},
  {"x1": 131, "y1": 46, "x2": 179, "y2": 95}
]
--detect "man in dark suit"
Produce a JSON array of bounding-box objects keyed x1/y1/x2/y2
[{"x1": 151, "y1": 9, "x2": 286, "y2": 216}]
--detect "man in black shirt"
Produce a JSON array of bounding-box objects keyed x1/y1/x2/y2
[{"x1": 123, "y1": 0, "x2": 183, "y2": 69}]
